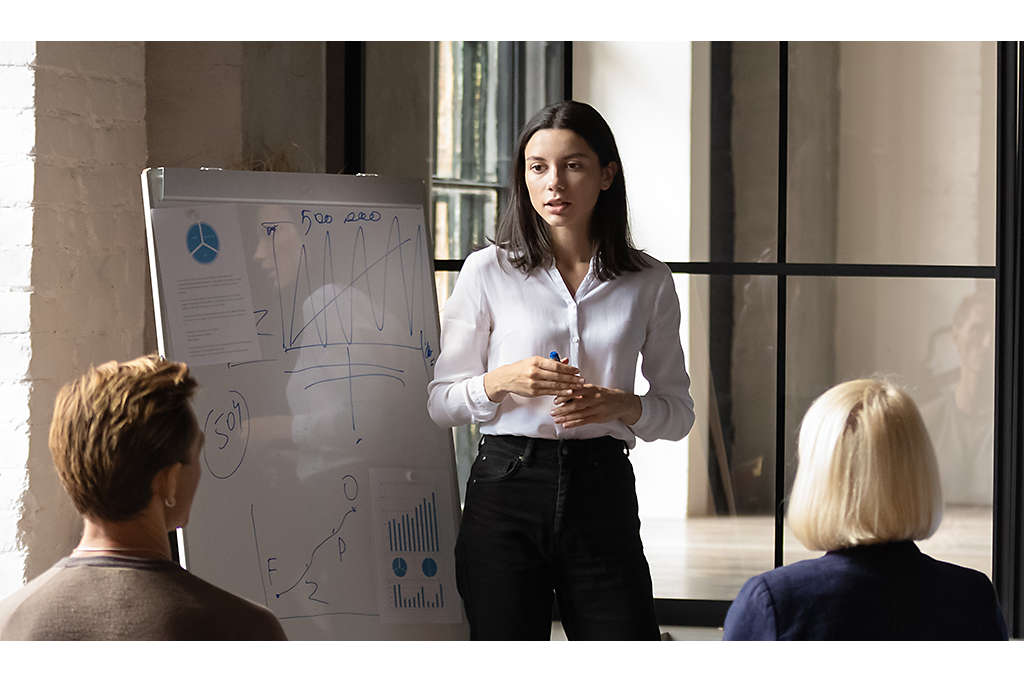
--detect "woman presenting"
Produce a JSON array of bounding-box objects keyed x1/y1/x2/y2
[{"x1": 427, "y1": 100, "x2": 695, "y2": 640}]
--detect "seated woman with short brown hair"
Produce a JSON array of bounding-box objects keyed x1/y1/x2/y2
[{"x1": 0, "y1": 355, "x2": 286, "y2": 640}]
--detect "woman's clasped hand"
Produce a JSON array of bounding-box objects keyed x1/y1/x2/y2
[
  {"x1": 483, "y1": 355, "x2": 642, "y2": 429},
  {"x1": 550, "y1": 383, "x2": 642, "y2": 429},
  {"x1": 483, "y1": 355, "x2": 583, "y2": 402}
]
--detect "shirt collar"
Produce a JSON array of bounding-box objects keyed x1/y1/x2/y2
[{"x1": 545, "y1": 254, "x2": 599, "y2": 302}]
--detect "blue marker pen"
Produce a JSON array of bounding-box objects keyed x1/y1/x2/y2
[{"x1": 550, "y1": 351, "x2": 575, "y2": 406}]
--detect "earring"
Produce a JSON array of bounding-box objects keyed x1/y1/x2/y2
[{"x1": 164, "y1": 497, "x2": 176, "y2": 509}]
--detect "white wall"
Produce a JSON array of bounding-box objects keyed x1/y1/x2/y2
[{"x1": 573, "y1": 42, "x2": 695, "y2": 519}]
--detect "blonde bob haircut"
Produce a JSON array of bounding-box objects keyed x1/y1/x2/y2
[{"x1": 786, "y1": 378, "x2": 943, "y2": 552}]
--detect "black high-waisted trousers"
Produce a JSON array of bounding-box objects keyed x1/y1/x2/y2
[{"x1": 454, "y1": 434, "x2": 659, "y2": 640}]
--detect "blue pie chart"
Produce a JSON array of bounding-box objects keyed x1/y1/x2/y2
[
  {"x1": 392, "y1": 557, "x2": 408, "y2": 577},
  {"x1": 422, "y1": 557, "x2": 437, "y2": 577},
  {"x1": 187, "y1": 222, "x2": 220, "y2": 264}
]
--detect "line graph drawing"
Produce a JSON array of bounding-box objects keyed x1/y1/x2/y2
[
  {"x1": 272, "y1": 504, "x2": 356, "y2": 602},
  {"x1": 264, "y1": 213, "x2": 433, "y2": 354},
  {"x1": 251, "y1": 208, "x2": 439, "y2": 433},
  {"x1": 251, "y1": 474, "x2": 363, "y2": 616}
]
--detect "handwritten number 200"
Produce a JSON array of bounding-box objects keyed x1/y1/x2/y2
[
  {"x1": 301, "y1": 209, "x2": 334, "y2": 234},
  {"x1": 214, "y1": 400, "x2": 244, "y2": 450},
  {"x1": 344, "y1": 210, "x2": 382, "y2": 223}
]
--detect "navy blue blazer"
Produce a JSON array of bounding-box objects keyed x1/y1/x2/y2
[{"x1": 723, "y1": 541, "x2": 1007, "y2": 640}]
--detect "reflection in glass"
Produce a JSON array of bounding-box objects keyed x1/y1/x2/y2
[
  {"x1": 919, "y1": 290, "x2": 994, "y2": 507},
  {"x1": 633, "y1": 275, "x2": 776, "y2": 600},
  {"x1": 784, "y1": 277, "x2": 994, "y2": 575}
]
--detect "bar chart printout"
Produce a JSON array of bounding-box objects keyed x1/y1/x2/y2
[
  {"x1": 386, "y1": 491, "x2": 440, "y2": 553},
  {"x1": 370, "y1": 468, "x2": 462, "y2": 623},
  {"x1": 392, "y1": 583, "x2": 445, "y2": 609}
]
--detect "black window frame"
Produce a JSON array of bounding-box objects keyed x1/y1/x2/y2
[
  {"x1": 657, "y1": 41, "x2": 1022, "y2": 633},
  {"x1": 427, "y1": 41, "x2": 1024, "y2": 634}
]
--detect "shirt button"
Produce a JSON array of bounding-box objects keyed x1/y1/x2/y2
[{"x1": 572, "y1": 337, "x2": 579, "y2": 344}]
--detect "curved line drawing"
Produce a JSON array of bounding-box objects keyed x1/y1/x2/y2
[
  {"x1": 265, "y1": 215, "x2": 435, "y2": 357},
  {"x1": 284, "y1": 362, "x2": 405, "y2": 375},
  {"x1": 303, "y1": 373, "x2": 407, "y2": 391},
  {"x1": 263, "y1": 211, "x2": 440, "y2": 431},
  {"x1": 275, "y1": 505, "x2": 358, "y2": 600},
  {"x1": 343, "y1": 474, "x2": 359, "y2": 501}
]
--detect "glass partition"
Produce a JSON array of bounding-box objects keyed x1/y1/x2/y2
[
  {"x1": 783, "y1": 276, "x2": 994, "y2": 574},
  {"x1": 634, "y1": 274, "x2": 777, "y2": 600}
]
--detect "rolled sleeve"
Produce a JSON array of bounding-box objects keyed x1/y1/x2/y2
[{"x1": 465, "y1": 374, "x2": 501, "y2": 422}]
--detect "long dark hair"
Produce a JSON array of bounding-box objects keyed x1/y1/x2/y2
[{"x1": 494, "y1": 100, "x2": 647, "y2": 280}]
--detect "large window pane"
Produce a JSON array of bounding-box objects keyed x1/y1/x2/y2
[
  {"x1": 434, "y1": 41, "x2": 508, "y2": 184},
  {"x1": 432, "y1": 188, "x2": 497, "y2": 260},
  {"x1": 788, "y1": 42, "x2": 997, "y2": 266},
  {"x1": 783, "y1": 276, "x2": 994, "y2": 575},
  {"x1": 634, "y1": 274, "x2": 776, "y2": 600}
]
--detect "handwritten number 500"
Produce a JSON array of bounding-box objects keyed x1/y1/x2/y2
[{"x1": 301, "y1": 209, "x2": 333, "y2": 234}]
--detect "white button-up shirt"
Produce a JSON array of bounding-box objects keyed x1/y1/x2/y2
[{"x1": 426, "y1": 246, "x2": 695, "y2": 448}]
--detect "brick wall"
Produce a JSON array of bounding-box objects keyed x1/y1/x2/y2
[
  {"x1": 0, "y1": 41, "x2": 37, "y2": 595},
  {"x1": 0, "y1": 42, "x2": 150, "y2": 596},
  {"x1": 0, "y1": 41, "x2": 325, "y2": 598}
]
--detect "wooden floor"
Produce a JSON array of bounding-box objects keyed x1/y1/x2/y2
[{"x1": 640, "y1": 506, "x2": 993, "y2": 601}]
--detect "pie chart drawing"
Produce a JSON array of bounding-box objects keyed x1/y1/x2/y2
[{"x1": 187, "y1": 222, "x2": 220, "y2": 264}]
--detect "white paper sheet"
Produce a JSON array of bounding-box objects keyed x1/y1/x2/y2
[
  {"x1": 152, "y1": 205, "x2": 260, "y2": 366},
  {"x1": 370, "y1": 467, "x2": 462, "y2": 624}
]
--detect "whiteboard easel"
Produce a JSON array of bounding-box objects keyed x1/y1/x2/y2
[{"x1": 142, "y1": 167, "x2": 467, "y2": 640}]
